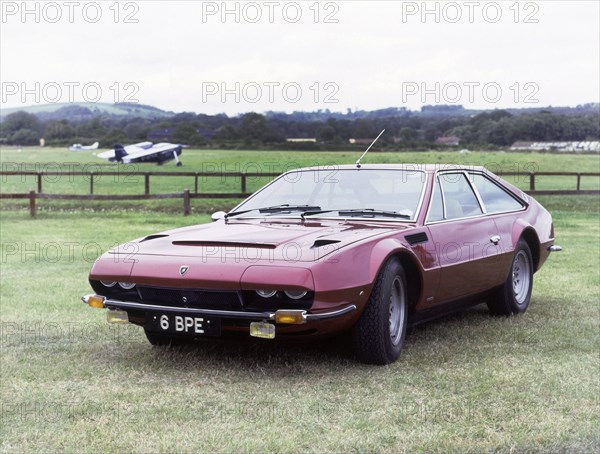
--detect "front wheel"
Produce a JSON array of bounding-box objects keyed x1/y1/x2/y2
[
  {"x1": 353, "y1": 258, "x2": 408, "y2": 365},
  {"x1": 487, "y1": 239, "x2": 534, "y2": 316}
]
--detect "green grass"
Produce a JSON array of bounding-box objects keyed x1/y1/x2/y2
[
  {"x1": 1, "y1": 148, "x2": 599, "y2": 452},
  {"x1": 1, "y1": 147, "x2": 599, "y2": 214},
  {"x1": 0, "y1": 195, "x2": 598, "y2": 453}
]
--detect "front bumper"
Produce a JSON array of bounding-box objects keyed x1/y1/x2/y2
[{"x1": 81, "y1": 294, "x2": 356, "y2": 324}]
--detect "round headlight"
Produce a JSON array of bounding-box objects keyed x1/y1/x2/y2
[
  {"x1": 284, "y1": 290, "x2": 308, "y2": 300},
  {"x1": 100, "y1": 281, "x2": 116, "y2": 287},
  {"x1": 256, "y1": 290, "x2": 277, "y2": 298},
  {"x1": 118, "y1": 282, "x2": 136, "y2": 290}
]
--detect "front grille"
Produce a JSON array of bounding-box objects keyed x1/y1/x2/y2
[{"x1": 137, "y1": 286, "x2": 243, "y2": 310}]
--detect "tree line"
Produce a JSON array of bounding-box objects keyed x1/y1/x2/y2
[{"x1": 1, "y1": 106, "x2": 598, "y2": 150}]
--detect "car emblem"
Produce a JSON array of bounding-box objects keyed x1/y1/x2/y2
[{"x1": 179, "y1": 266, "x2": 189, "y2": 276}]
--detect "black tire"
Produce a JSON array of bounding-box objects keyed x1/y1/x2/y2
[
  {"x1": 353, "y1": 258, "x2": 408, "y2": 365},
  {"x1": 144, "y1": 329, "x2": 190, "y2": 346},
  {"x1": 487, "y1": 239, "x2": 534, "y2": 316}
]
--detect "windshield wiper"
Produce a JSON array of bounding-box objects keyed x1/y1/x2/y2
[
  {"x1": 302, "y1": 208, "x2": 411, "y2": 219},
  {"x1": 226, "y1": 204, "x2": 321, "y2": 219}
]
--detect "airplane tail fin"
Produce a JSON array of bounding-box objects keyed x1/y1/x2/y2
[
  {"x1": 114, "y1": 144, "x2": 127, "y2": 162},
  {"x1": 91, "y1": 142, "x2": 99, "y2": 149}
]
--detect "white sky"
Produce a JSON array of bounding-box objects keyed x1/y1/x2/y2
[{"x1": 1, "y1": 0, "x2": 599, "y2": 115}]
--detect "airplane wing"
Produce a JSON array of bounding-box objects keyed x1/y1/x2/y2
[
  {"x1": 120, "y1": 144, "x2": 182, "y2": 162},
  {"x1": 97, "y1": 144, "x2": 148, "y2": 160},
  {"x1": 149, "y1": 143, "x2": 182, "y2": 152}
]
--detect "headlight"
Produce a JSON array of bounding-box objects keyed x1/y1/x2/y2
[
  {"x1": 256, "y1": 290, "x2": 277, "y2": 298},
  {"x1": 100, "y1": 281, "x2": 116, "y2": 287},
  {"x1": 284, "y1": 290, "x2": 307, "y2": 300},
  {"x1": 118, "y1": 282, "x2": 136, "y2": 290}
]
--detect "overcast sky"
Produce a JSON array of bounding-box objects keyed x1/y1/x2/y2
[{"x1": 1, "y1": 0, "x2": 599, "y2": 115}]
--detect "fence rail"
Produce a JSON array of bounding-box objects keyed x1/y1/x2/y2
[
  {"x1": 1, "y1": 171, "x2": 598, "y2": 217},
  {"x1": 0, "y1": 171, "x2": 281, "y2": 195}
]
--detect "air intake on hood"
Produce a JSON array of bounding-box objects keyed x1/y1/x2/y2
[
  {"x1": 312, "y1": 239, "x2": 341, "y2": 248},
  {"x1": 405, "y1": 232, "x2": 428, "y2": 245},
  {"x1": 172, "y1": 241, "x2": 276, "y2": 249},
  {"x1": 140, "y1": 234, "x2": 169, "y2": 243}
]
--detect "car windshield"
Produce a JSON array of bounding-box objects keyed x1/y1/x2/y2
[{"x1": 232, "y1": 168, "x2": 426, "y2": 221}]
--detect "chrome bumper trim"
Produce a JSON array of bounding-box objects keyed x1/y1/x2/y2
[
  {"x1": 81, "y1": 295, "x2": 356, "y2": 322},
  {"x1": 305, "y1": 306, "x2": 356, "y2": 321}
]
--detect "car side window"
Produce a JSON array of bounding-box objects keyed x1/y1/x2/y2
[
  {"x1": 470, "y1": 173, "x2": 524, "y2": 213},
  {"x1": 438, "y1": 173, "x2": 483, "y2": 219},
  {"x1": 427, "y1": 176, "x2": 444, "y2": 222}
]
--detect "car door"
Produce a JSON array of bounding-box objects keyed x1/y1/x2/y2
[
  {"x1": 468, "y1": 171, "x2": 527, "y2": 285},
  {"x1": 425, "y1": 171, "x2": 504, "y2": 304}
]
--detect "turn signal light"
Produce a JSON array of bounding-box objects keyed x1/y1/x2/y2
[
  {"x1": 274, "y1": 310, "x2": 307, "y2": 325},
  {"x1": 87, "y1": 295, "x2": 106, "y2": 309}
]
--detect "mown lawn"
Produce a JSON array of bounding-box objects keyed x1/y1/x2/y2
[{"x1": 0, "y1": 192, "x2": 598, "y2": 452}]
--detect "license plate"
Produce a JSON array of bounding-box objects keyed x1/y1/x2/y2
[{"x1": 146, "y1": 312, "x2": 221, "y2": 337}]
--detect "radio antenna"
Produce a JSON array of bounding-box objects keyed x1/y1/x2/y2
[{"x1": 356, "y1": 129, "x2": 385, "y2": 168}]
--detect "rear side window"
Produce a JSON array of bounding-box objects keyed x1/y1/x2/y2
[{"x1": 470, "y1": 174, "x2": 524, "y2": 213}]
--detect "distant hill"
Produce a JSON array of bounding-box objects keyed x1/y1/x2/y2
[
  {"x1": 2, "y1": 102, "x2": 598, "y2": 124},
  {"x1": 0, "y1": 102, "x2": 174, "y2": 122}
]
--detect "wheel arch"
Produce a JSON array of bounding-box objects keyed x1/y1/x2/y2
[
  {"x1": 369, "y1": 240, "x2": 424, "y2": 314},
  {"x1": 520, "y1": 227, "x2": 541, "y2": 272},
  {"x1": 393, "y1": 251, "x2": 423, "y2": 314},
  {"x1": 511, "y1": 218, "x2": 541, "y2": 272}
]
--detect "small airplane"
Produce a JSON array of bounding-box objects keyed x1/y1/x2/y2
[
  {"x1": 69, "y1": 141, "x2": 99, "y2": 151},
  {"x1": 97, "y1": 142, "x2": 184, "y2": 166}
]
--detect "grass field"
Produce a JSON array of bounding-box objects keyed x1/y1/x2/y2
[
  {"x1": 1, "y1": 148, "x2": 599, "y2": 452},
  {"x1": 1, "y1": 147, "x2": 599, "y2": 214}
]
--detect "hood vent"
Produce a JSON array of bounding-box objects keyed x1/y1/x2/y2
[
  {"x1": 140, "y1": 234, "x2": 169, "y2": 243},
  {"x1": 172, "y1": 241, "x2": 276, "y2": 249},
  {"x1": 405, "y1": 232, "x2": 428, "y2": 246},
  {"x1": 312, "y1": 239, "x2": 341, "y2": 248}
]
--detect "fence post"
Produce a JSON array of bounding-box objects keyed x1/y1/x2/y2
[
  {"x1": 145, "y1": 172, "x2": 150, "y2": 195},
  {"x1": 90, "y1": 172, "x2": 94, "y2": 194},
  {"x1": 577, "y1": 173, "x2": 581, "y2": 191},
  {"x1": 37, "y1": 172, "x2": 42, "y2": 193},
  {"x1": 183, "y1": 189, "x2": 190, "y2": 216},
  {"x1": 241, "y1": 173, "x2": 247, "y2": 193},
  {"x1": 529, "y1": 172, "x2": 535, "y2": 191},
  {"x1": 194, "y1": 173, "x2": 199, "y2": 193},
  {"x1": 29, "y1": 190, "x2": 36, "y2": 217}
]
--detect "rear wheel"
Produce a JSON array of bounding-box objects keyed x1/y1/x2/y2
[
  {"x1": 487, "y1": 239, "x2": 534, "y2": 316},
  {"x1": 353, "y1": 258, "x2": 408, "y2": 365}
]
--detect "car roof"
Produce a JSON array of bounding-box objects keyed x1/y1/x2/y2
[{"x1": 293, "y1": 164, "x2": 488, "y2": 173}]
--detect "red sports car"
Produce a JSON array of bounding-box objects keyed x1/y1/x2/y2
[{"x1": 82, "y1": 165, "x2": 561, "y2": 364}]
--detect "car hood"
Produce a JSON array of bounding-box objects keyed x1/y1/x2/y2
[{"x1": 111, "y1": 218, "x2": 411, "y2": 263}]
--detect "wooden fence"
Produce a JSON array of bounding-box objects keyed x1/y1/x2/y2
[
  {"x1": 0, "y1": 171, "x2": 598, "y2": 217},
  {"x1": 0, "y1": 170, "x2": 280, "y2": 195}
]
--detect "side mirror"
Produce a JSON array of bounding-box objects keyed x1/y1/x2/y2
[{"x1": 211, "y1": 211, "x2": 226, "y2": 222}]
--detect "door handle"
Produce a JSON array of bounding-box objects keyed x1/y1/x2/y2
[{"x1": 489, "y1": 235, "x2": 501, "y2": 245}]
